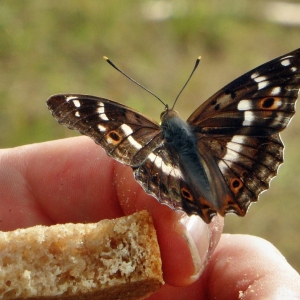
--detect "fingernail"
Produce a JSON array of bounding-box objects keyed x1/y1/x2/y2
[{"x1": 179, "y1": 214, "x2": 210, "y2": 280}]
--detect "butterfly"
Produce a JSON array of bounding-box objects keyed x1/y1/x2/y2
[{"x1": 47, "y1": 49, "x2": 300, "y2": 224}]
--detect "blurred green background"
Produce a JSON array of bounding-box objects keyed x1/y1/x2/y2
[{"x1": 0, "y1": 1, "x2": 299, "y2": 273}]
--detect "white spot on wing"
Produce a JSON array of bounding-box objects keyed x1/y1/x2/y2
[
  {"x1": 97, "y1": 106, "x2": 109, "y2": 121},
  {"x1": 120, "y1": 124, "x2": 133, "y2": 135},
  {"x1": 107, "y1": 137, "x2": 114, "y2": 144},
  {"x1": 72, "y1": 100, "x2": 81, "y2": 107},
  {"x1": 258, "y1": 81, "x2": 269, "y2": 90},
  {"x1": 231, "y1": 135, "x2": 247, "y2": 145},
  {"x1": 250, "y1": 72, "x2": 259, "y2": 79},
  {"x1": 253, "y1": 75, "x2": 267, "y2": 83},
  {"x1": 98, "y1": 124, "x2": 106, "y2": 132},
  {"x1": 66, "y1": 96, "x2": 78, "y2": 102},
  {"x1": 218, "y1": 135, "x2": 247, "y2": 171},
  {"x1": 275, "y1": 100, "x2": 282, "y2": 108},
  {"x1": 75, "y1": 111, "x2": 80, "y2": 117},
  {"x1": 281, "y1": 59, "x2": 291, "y2": 66},
  {"x1": 218, "y1": 160, "x2": 233, "y2": 173},
  {"x1": 97, "y1": 106, "x2": 104, "y2": 113},
  {"x1": 242, "y1": 111, "x2": 256, "y2": 126},
  {"x1": 226, "y1": 142, "x2": 243, "y2": 153},
  {"x1": 271, "y1": 87, "x2": 281, "y2": 95},
  {"x1": 221, "y1": 148, "x2": 239, "y2": 162},
  {"x1": 120, "y1": 124, "x2": 143, "y2": 150},
  {"x1": 217, "y1": 160, "x2": 225, "y2": 172},
  {"x1": 237, "y1": 100, "x2": 253, "y2": 111},
  {"x1": 127, "y1": 136, "x2": 143, "y2": 149},
  {"x1": 291, "y1": 67, "x2": 297, "y2": 72},
  {"x1": 170, "y1": 168, "x2": 181, "y2": 179},
  {"x1": 251, "y1": 75, "x2": 269, "y2": 89},
  {"x1": 148, "y1": 153, "x2": 156, "y2": 162},
  {"x1": 147, "y1": 153, "x2": 182, "y2": 178}
]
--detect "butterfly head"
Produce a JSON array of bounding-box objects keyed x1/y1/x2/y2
[{"x1": 160, "y1": 105, "x2": 180, "y2": 123}]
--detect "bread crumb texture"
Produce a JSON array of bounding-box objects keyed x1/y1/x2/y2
[{"x1": 0, "y1": 210, "x2": 163, "y2": 299}]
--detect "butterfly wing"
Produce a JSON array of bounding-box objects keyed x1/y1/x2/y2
[
  {"x1": 134, "y1": 142, "x2": 215, "y2": 222},
  {"x1": 47, "y1": 94, "x2": 163, "y2": 166},
  {"x1": 188, "y1": 48, "x2": 300, "y2": 217}
]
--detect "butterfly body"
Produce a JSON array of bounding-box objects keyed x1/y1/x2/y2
[
  {"x1": 160, "y1": 108, "x2": 215, "y2": 217},
  {"x1": 47, "y1": 48, "x2": 300, "y2": 223}
]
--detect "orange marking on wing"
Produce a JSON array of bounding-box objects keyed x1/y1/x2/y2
[
  {"x1": 106, "y1": 131, "x2": 121, "y2": 145},
  {"x1": 258, "y1": 97, "x2": 281, "y2": 110},
  {"x1": 230, "y1": 178, "x2": 243, "y2": 194},
  {"x1": 181, "y1": 187, "x2": 194, "y2": 202}
]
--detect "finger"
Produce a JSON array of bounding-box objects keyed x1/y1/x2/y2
[
  {"x1": 0, "y1": 137, "x2": 224, "y2": 286},
  {"x1": 26, "y1": 137, "x2": 124, "y2": 223},
  {"x1": 0, "y1": 137, "x2": 124, "y2": 229}
]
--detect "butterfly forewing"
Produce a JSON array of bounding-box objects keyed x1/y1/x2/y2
[
  {"x1": 47, "y1": 94, "x2": 162, "y2": 167},
  {"x1": 188, "y1": 49, "x2": 300, "y2": 135}
]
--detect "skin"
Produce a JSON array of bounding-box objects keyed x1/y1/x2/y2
[{"x1": 0, "y1": 136, "x2": 299, "y2": 299}]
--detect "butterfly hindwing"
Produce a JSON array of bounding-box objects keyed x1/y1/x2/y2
[
  {"x1": 134, "y1": 144, "x2": 182, "y2": 208},
  {"x1": 134, "y1": 144, "x2": 216, "y2": 222},
  {"x1": 200, "y1": 134, "x2": 284, "y2": 216}
]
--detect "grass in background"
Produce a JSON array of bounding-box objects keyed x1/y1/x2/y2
[{"x1": 0, "y1": 1, "x2": 300, "y2": 272}]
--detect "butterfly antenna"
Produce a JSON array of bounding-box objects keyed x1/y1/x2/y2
[
  {"x1": 172, "y1": 56, "x2": 201, "y2": 109},
  {"x1": 103, "y1": 56, "x2": 167, "y2": 107}
]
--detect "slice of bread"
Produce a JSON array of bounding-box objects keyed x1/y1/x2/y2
[{"x1": 0, "y1": 210, "x2": 164, "y2": 299}]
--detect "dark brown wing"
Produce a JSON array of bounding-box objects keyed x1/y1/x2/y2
[
  {"x1": 47, "y1": 94, "x2": 162, "y2": 167},
  {"x1": 134, "y1": 143, "x2": 216, "y2": 223},
  {"x1": 188, "y1": 48, "x2": 300, "y2": 217}
]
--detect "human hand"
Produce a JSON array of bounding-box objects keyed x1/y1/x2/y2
[{"x1": 0, "y1": 137, "x2": 299, "y2": 299}]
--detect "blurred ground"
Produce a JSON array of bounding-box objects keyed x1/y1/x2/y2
[{"x1": 0, "y1": 1, "x2": 299, "y2": 273}]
